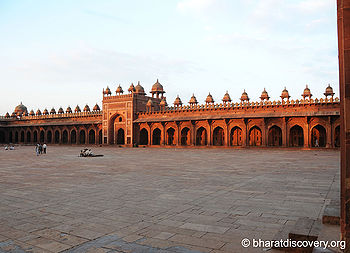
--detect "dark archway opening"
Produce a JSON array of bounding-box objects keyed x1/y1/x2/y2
[
  {"x1": 268, "y1": 126, "x2": 282, "y2": 146},
  {"x1": 249, "y1": 126, "x2": 262, "y2": 146},
  {"x1": 335, "y1": 125, "x2": 340, "y2": 147},
  {"x1": 311, "y1": 125, "x2": 326, "y2": 147},
  {"x1": 0, "y1": 131, "x2": 5, "y2": 143},
  {"x1": 98, "y1": 130, "x2": 102, "y2": 144},
  {"x1": 20, "y1": 131, "x2": 24, "y2": 142},
  {"x1": 9, "y1": 132, "x2": 13, "y2": 143},
  {"x1": 71, "y1": 130, "x2": 77, "y2": 144},
  {"x1": 152, "y1": 128, "x2": 161, "y2": 145},
  {"x1": 15, "y1": 131, "x2": 19, "y2": 143},
  {"x1": 116, "y1": 128, "x2": 125, "y2": 145},
  {"x1": 181, "y1": 127, "x2": 190, "y2": 146},
  {"x1": 196, "y1": 127, "x2": 207, "y2": 146},
  {"x1": 140, "y1": 128, "x2": 148, "y2": 145},
  {"x1": 213, "y1": 126, "x2": 224, "y2": 146},
  {"x1": 80, "y1": 130, "x2": 86, "y2": 144},
  {"x1": 40, "y1": 130, "x2": 45, "y2": 143},
  {"x1": 54, "y1": 130, "x2": 60, "y2": 144},
  {"x1": 230, "y1": 126, "x2": 242, "y2": 146},
  {"x1": 33, "y1": 131, "x2": 37, "y2": 143},
  {"x1": 167, "y1": 128, "x2": 175, "y2": 145},
  {"x1": 89, "y1": 129, "x2": 95, "y2": 144},
  {"x1": 26, "y1": 131, "x2": 31, "y2": 143},
  {"x1": 62, "y1": 130, "x2": 68, "y2": 144},
  {"x1": 47, "y1": 130, "x2": 52, "y2": 144},
  {"x1": 290, "y1": 125, "x2": 304, "y2": 147}
]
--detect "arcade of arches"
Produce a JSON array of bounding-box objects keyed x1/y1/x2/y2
[
  {"x1": 1, "y1": 119, "x2": 340, "y2": 148},
  {"x1": 136, "y1": 119, "x2": 340, "y2": 148},
  {"x1": 2, "y1": 125, "x2": 102, "y2": 145}
]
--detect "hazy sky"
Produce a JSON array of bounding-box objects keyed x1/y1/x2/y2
[{"x1": 0, "y1": 0, "x2": 338, "y2": 114}]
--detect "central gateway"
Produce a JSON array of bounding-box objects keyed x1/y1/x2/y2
[{"x1": 102, "y1": 81, "x2": 162, "y2": 145}]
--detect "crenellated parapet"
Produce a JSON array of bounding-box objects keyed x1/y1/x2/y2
[{"x1": 137, "y1": 97, "x2": 340, "y2": 117}]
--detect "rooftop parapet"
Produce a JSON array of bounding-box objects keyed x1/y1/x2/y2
[
  {"x1": 0, "y1": 110, "x2": 102, "y2": 120},
  {"x1": 137, "y1": 97, "x2": 340, "y2": 116}
]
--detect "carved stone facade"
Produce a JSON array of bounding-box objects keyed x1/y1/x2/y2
[{"x1": 0, "y1": 81, "x2": 341, "y2": 148}]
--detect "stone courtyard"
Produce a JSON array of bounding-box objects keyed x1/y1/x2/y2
[{"x1": 0, "y1": 146, "x2": 340, "y2": 253}]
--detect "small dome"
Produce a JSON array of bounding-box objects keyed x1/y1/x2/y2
[
  {"x1": 58, "y1": 107, "x2": 64, "y2": 114},
  {"x1": 260, "y1": 88, "x2": 270, "y2": 100},
  {"x1": 66, "y1": 106, "x2": 72, "y2": 113},
  {"x1": 151, "y1": 79, "x2": 164, "y2": 92},
  {"x1": 174, "y1": 95, "x2": 183, "y2": 106},
  {"x1": 128, "y1": 83, "x2": 136, "y2": 93},
  {"x1": 280, "y1": 87, "x2": 290, "y2": 100},
  {"x1": 160, "y1": 98, "x2": 168, "y2": 107},
  {"x1": 5, "y1": 112, "x2": 10, "y2": 118},
  {"x1": 205, "y1": 93, "x2": 214, "y2": 104},
  {"x1": 50, "y1": 108, "x2": 56, "y2": 114},
  {"x1": 103, "y1": 86, "x2": 112, "y2": 95},
  {"x1": 324, "y1": 84, "x2": 335, "y2": 97},
  {"x1": 43, "y1": 108, "x2": 49, "y2": 115},
  {"x1": 75, "y1": 105, "x2": 81, "y2": 113},
  {"x1": 29, "y1": 109, "x2": 35, "y2": 116},
  {"x1": 83, "y1": 104, "x2": 90, "y2": 112},
  {"x1": 93, "y1": 103, "x2": 100, "y2": 111},
  {"x1": 116, "y1": 85, "x2": 124, "y2": 94},
  {"x1": 240, "y1": 90, "x2": 249, "y2": 102},
  {"x1": 146, "y1": 99, "x2": 153, "y2": 107},
  {"x1": 302, "y1": 85, "x2": 312, "y2": 98},
  {"x1": 36, "y1": 109, "x2": 42, "y2": 116},
  {"x1": 134, "y1": 81, "x2": 146, "y2": 95},
  {"x1": 14, "y1": 102, "x2": 27, "y2": 116},
  {"x1": 189, "y1": 94, "x2": 198, "y2": 105},
  {"x1": 222, "y1": 91, "x2": 232, "y2": 103}
]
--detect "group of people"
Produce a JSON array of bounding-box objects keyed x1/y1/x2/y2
[
  {"x1": 4, "y1": 145, "x2": 15, "y2": 150},
  {"x1": 79, "y1": 148, "x2": 93, "y2": 157},
  {"x1": 79, "y1": 148, "x2": 103, "y2": 157},
  {"x1": 35, "y1": 143, "x2": 47, "y2": 156}
]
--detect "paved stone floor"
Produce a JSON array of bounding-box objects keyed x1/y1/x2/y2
[{"x1": 0, "y1": 146, "x2": 340, "y2": 253}]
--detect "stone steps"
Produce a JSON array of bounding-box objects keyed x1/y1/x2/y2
[
  {"x1": 322, "y1": 200, "x2": 340, "y2": 226},
  {"x1": 272, "y1": 218, "x2": 322, "y2": 253}
]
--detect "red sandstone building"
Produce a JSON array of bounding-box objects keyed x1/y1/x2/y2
[{"x1": 0, "y1": 81, "x2": 341, "y2": 148}]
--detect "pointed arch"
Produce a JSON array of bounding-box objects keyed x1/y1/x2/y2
[
  {"x1": 230, "y1": 126, "x2": 242, "y2": 146},
  {"x1": 290, "y1": 125, "x2": 304, "y2": 147},
  {"x1": 89, "y1": 129, "x2": 96, "y2": 144},
  {"x1": 47, "y1": 130, "x2": 52, "y2": 143},
  {"x1": 54, "y1": 130, "x2": 60, "y2": 144},
  {"x1": 335, "y1": 125, "x2": 340, "y2": 147},
  {"x1": 71, "y1": 129, "x2": 77, "y2": 144},
  {"x1": 166, "y1": 127, "x2": 175, "y2": 145},
  {"x1": 311, "y1": 124, "x2": 326, "y2": 147},
  {"x1": 152, "y1": 128, "x2": 161, "y2": 145},
  {"x1": 79, "y1": 129, "x2": 86, "y2": 144},
  {"x1": 249, "y1": 126, "x2": 262, "y2": 146},
  {"x1": 181, "y1": 127, "x2": 190, "y2": 146},
  {"x1": 213, "y1": 126, "x2": 224, "y2": 146},
  {"x1": 116, "y1": 128, "x2": 125, "y2": 145},
  {"x1": 268, "y1": 125, "x2": 282, "y2": 146},
  {"x1": 62, "y1": 130, "x2": 68, "y2": 144},
  {"x1": 140, "y1": 128, "x2": 149, "y2": 145},
  {"x1": 196, "y1": 127, "x2": 207, "y2": 146},
  {"x1": 26, "y1": 131, "x2": 31, "y2": 143}
]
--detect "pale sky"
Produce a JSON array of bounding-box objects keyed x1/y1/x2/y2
[{"x1": 0, "y1": 0, "x2": 338, "y2": 115}]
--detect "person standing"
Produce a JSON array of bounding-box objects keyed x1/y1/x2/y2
[
  {"x1": 43, "y1": 143, "x2": 47, "y2": 154},
  {"x1": 35, "y1": 144, "x2": 39, "y2": 156}
]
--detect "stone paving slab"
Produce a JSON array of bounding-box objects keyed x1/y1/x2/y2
[{"x1": 0, "y1": 146, "x2": 340, "y2": 252}]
